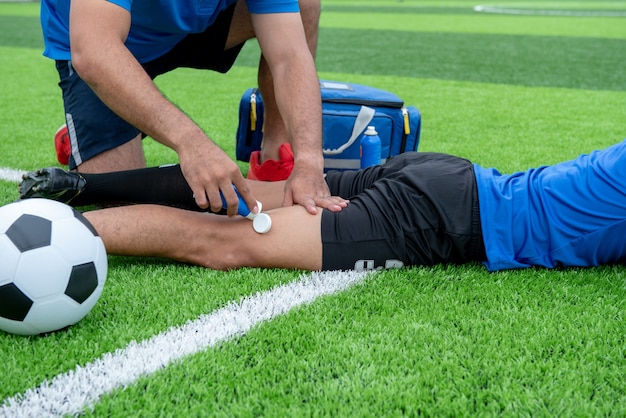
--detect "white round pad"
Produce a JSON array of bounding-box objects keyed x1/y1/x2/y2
[{"x1": 252, "y1": 213, "x2": 272, "y2": 234}]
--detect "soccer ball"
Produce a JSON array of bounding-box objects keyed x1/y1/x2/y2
[{"x1": 0, "y1": 199, "x2": 107, "y2": 335}]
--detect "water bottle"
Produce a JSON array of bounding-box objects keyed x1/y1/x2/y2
[{"x1": 360, "y1": 126, "x2": 381, "y2": 168}]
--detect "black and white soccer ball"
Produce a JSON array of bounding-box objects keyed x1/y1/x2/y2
[{"x1": 0, "y1": 199, "x2": 107, "y2": 336}]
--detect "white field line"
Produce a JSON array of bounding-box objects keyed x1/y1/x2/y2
[
  {"x1": 1, "y1": 270, "x2": 372, "y2": 418},
  {"x1": 0, "y1": 167, "x2": 25, "y2": 183},
  {"x1": 474, "y1": 5, "x2": 626, "y2": 17}
]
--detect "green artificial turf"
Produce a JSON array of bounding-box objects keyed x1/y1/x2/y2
[{"x1": 1, "y1": 1, "x2": 625, "y2": 416}]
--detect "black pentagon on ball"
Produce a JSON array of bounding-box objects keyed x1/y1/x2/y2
[
  {"x1": 0, "y1": 283, "x2": 34, "y2": 321},
  {"x1": 73, "y1": 209, "x2": 100, "y2": 237},
  {"x1": 64, "y1": 262, "x2": 99, "y2": 304},
  {"x1": 6, "y1": 214, "x2": 52, "y2": 252}
]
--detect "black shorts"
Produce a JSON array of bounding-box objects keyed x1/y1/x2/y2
[
  {"x1": 56, "y1": 4, "x2": 244, "y2": 169},
  {"x1": 320, "y1": 152, "x2": 486, "y2": 271},
  {"x1": 141, "y1": 4, "x2": 244, "y2": 77}
]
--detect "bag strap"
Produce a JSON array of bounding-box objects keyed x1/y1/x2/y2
[{"x1": 323, "y1": 106, "x2": 375, "y2": 155}]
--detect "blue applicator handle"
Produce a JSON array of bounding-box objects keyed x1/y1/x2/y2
[{"x1": 220, "y1": 186, "x2": 253, "y2": 218}]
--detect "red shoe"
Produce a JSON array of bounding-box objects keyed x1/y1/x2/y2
[
  {"x1": 247, "y1": 143, "x2": 294, "y2": 181},
  {"x1": 54, "y1": 124, "x2": 71, "y2": 165}
]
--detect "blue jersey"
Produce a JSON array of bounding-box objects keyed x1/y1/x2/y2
[
  {"x1": 40, "y1": 0, "x2": 299, "y2": 62},
  {"x1": 475, "y1": 140, "x2": 626, "y2": 271}
]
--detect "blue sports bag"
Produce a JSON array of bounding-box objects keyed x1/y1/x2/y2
[{"x1": 236, "y1": 80, "x2": 421, "y2": 171}]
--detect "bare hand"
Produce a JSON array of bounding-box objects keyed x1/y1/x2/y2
[
  {"x1": 282, "y1": 162, "x2": 349, "y2": 215},
  {"x1": 178, "y1": 137, "x2": 258, "y2": 217}
]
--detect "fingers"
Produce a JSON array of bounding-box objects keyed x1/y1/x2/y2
[
  {"x1": 189, "y1": 183, "x2": 209, "y2": 209},
  {"x1": 180, "y1": 147, "x2": 259, "y2": 217},
  {"x1": 232, "y1": 178, "x2": 259, "y2": 216},
  {"x1": 314, "y1": 195, "x2": 349, "y2": 212},
  {"x1": 284, "y1": 163, "x2": 349, "y2": 215},
  {"x1": 216, "y1": 182, "x2": 239, "y2": 217},
  {"x1": 284, "y1": 192, "x2": 348, "y2": 215}
]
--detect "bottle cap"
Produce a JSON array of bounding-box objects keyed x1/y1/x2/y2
[
  {"x1": 365, "y1": 126, "x2": 378, "y2": 135},
  {"x1": 253, "y1": 213, "x2": 272, "y2": 234}
]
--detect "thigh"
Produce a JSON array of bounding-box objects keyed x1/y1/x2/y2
[
  {"x1": 321, "y1": 153, "x2": 484, "y2": 270},
  {"x1": 76, "y1": 136, "x2": 145, "y2": 174},
  {"x1": 225, "y1": 0, "x2": 255, "y2": 50},
  {"x1": 325, "y1": 152, "x2": 454, "y2": 198}
]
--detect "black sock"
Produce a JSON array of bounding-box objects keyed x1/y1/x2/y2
[{"x1": 70, "y1": 164, "x2": 203, "y2": 211}]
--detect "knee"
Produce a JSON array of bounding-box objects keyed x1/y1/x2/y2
[{"x1": 193, "y1": 241, "x2": 248, "y2": 271}]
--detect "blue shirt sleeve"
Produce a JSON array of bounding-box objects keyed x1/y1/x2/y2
[
  {"x1": 41, "y1": 0, "x2": 300, "y2": 62},
  {"x1": 107, "y1": 0, "x2": 132, "y2": 12}
]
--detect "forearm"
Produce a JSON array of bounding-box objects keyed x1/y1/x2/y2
[
  {"x1": 69, "y1": 0, "x2": 208, "y2": 155},
  {"x1": 253, "y1": 12, "x2": 324, "y2": 171},
  {"x1": 72, "y1": 45, "x2": 207, "y2": 153},
  {"x1": 272, "y1": 57, "x2": 323, "y2": 165},
  {"x1": 68, "y1": 0, "x2": 257, "y2": 214}
]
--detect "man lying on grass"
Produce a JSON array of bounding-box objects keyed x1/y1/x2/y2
[{"x1": 19, "y1": 140, "x2": 626, "y2": 271}]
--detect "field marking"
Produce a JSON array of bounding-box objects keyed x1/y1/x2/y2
[
  {"x1": 0, "y1": 167, "x2": 25, "y2": 183},
  {"x1": 474, "y1": 5, "x2": 626, "y2": 17},
  {"x1": 1, "y1": 270, "x2": 372, "y2": 418}
]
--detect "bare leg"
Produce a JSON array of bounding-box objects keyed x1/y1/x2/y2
[
  {"x1": 84, "y1": 204, "x2": 322, "y2": 270},
  {"x1": 247, "y1": 179, "x2": 287, "y2": 210},
  {"x1": 76, "y1": 134, "x2": 146, "y2": 173},
  {"x1": 227, "y1": 0, "x2": 321, "y2": 162}
]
